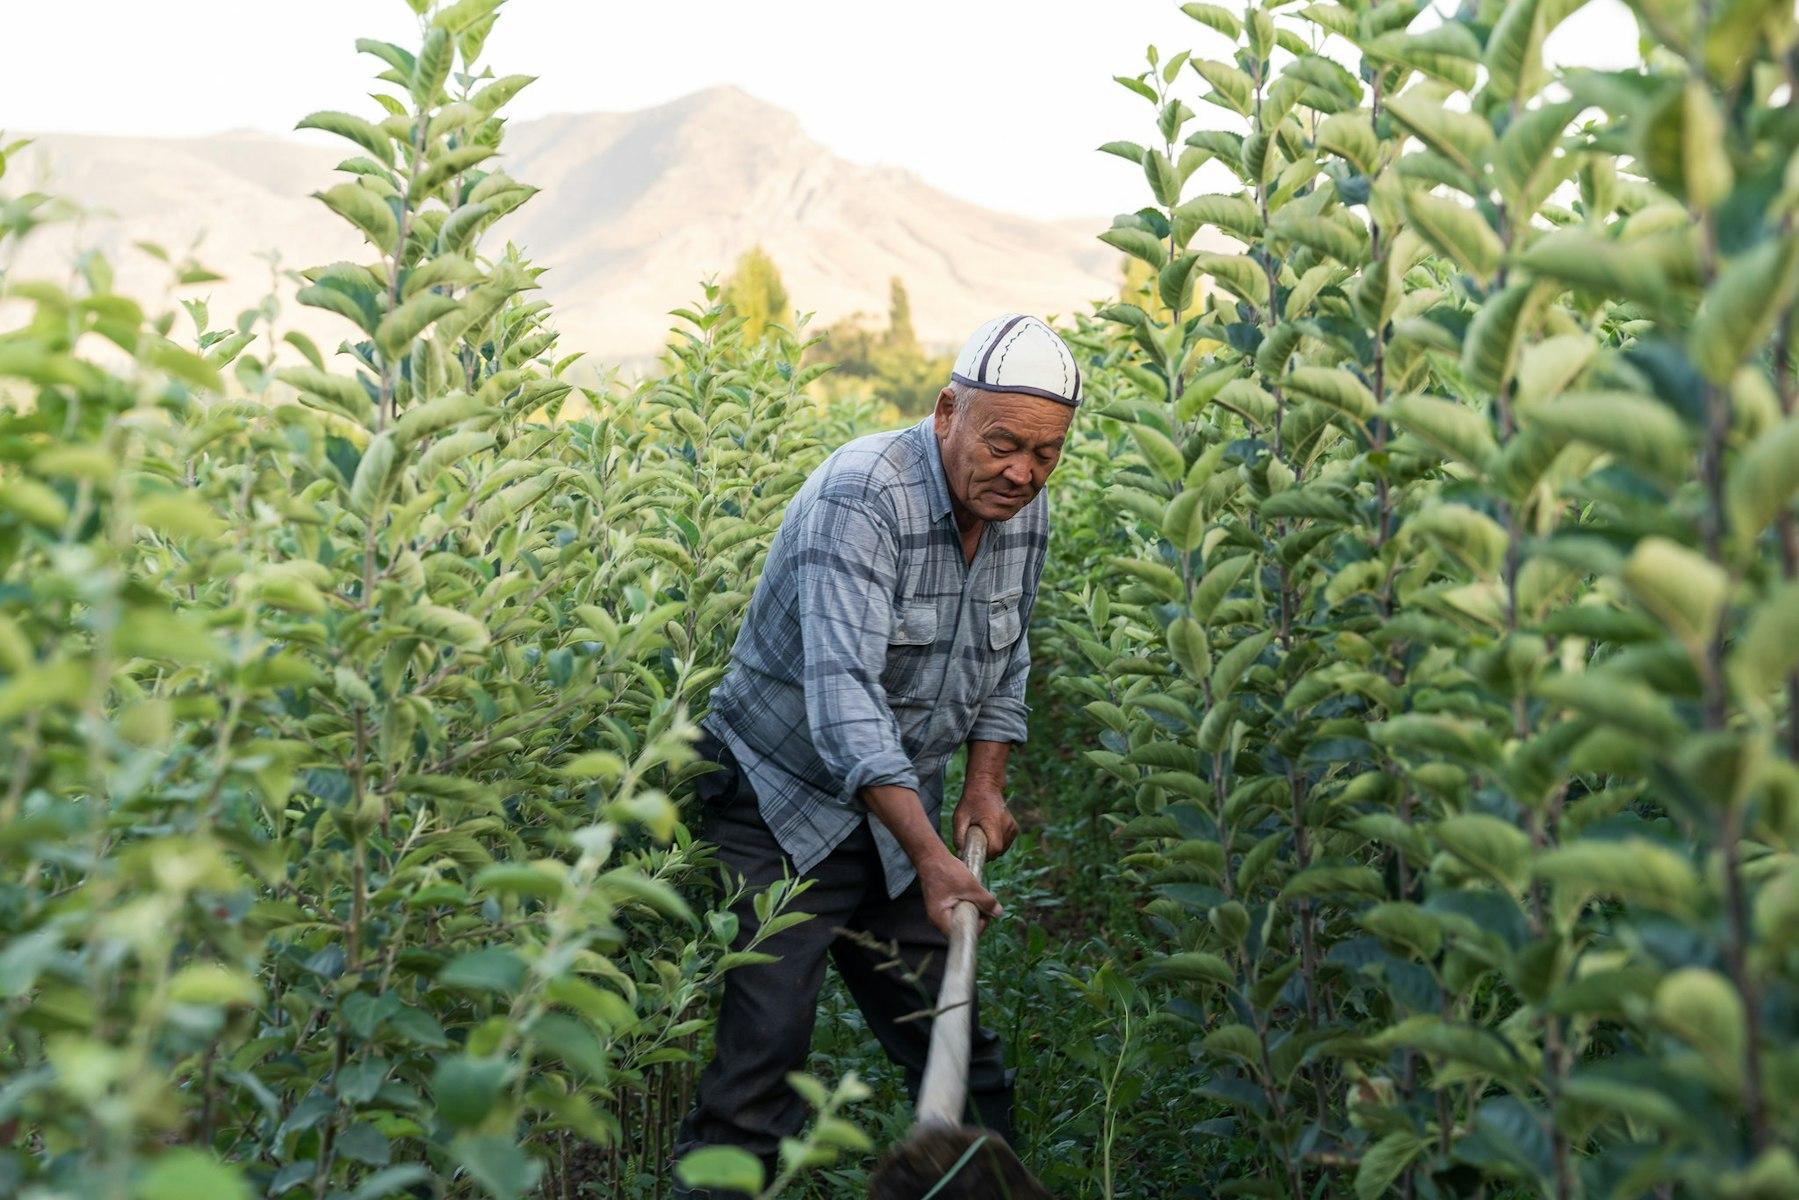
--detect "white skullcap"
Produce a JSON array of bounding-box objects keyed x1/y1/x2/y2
[{"x1": 951, "y1": 313, "x2": 1082, "y2": 408}]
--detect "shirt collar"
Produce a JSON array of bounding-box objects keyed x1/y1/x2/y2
[{"x1": 913, "y1": 415, "x2": 955, "y2": 524}]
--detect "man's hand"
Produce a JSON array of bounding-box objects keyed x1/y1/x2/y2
[
  {"x1": 918, "y1": 851, "x2": 1002, "y2": 938},
  {"x1": 953, "y1": 784, "x2": 1019, "y2": 860}
]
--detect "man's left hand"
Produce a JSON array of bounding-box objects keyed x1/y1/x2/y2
[{"x1": 953, "y1": 785, "x2": 1019, "y2": 859}]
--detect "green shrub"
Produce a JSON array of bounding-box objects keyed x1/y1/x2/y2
[
  {"x1": 0, "y1": 4, "x2": 869, "y2": 1197},
  {"x1": 1042, "y1": 2, "x2": 1799, "y2": 1197}
]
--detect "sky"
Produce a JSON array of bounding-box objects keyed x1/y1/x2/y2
[{"x1": 4, "y1": 0, "x2": 1641, "y2": 221}]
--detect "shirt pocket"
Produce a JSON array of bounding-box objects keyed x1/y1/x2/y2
[
  {"x1": 884, "y1": 600, "x2": 939, "y2": 701},
  {"x1": 889, "y1": 600, "x2": 938, "y2": 646},
  {"x1": 988, "y1": 588, "x2": 1023, "y2": 651}
]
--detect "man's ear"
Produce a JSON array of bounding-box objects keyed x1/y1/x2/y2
[{"x1": 932, "y1": 385, "x2": 958, "y2": 434}]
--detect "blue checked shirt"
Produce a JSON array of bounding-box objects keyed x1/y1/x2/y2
[{"x1": 700, "y1": 414, "x2": 1048, "y2": 898}]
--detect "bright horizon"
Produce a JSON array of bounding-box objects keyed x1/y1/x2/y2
[{"x1": 5, "y1": 0, "x2": 1642, "y2": 223}]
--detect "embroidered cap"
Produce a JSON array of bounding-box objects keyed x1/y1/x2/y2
[{"x1": 951, "y1": 313, "x2": 1083, "y2": 408}]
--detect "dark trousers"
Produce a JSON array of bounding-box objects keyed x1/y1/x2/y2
[{"x1": 670, "y1": 730, "x2": 1015, "y2": 1196}]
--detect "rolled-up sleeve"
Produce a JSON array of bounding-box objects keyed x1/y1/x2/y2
[{"x1": 793, "y1": 492, "x2": 921, "y2": 802}]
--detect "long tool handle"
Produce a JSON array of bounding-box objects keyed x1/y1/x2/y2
[{"x1": 915, "y1": 824, "x2": 989, "y2": 1128}]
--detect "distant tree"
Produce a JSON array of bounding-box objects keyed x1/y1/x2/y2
[
  {"x1": 721, "y1": 245, "x2": 792, "y2": 342},
  {"x1": 884, "y1": 277, "x2": 917, "y2": 351},
  {"x1": 808, "y1": 282, "x2": 950, "y2": 418},
  {"x1": 1120, "y1": 254, "x2": 1172, "y2": 322},
  {"x1": 814, "y1": 312, "x2": 882, "y2": 377}
]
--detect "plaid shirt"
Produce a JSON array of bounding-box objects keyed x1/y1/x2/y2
[{"x1": 700, "y1": 414, "x2": 1048, "y2": 898}]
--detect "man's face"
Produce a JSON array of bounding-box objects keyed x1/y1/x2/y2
[{"x1": 933, "y1": 385, "x2": 1074, "y2": 523}]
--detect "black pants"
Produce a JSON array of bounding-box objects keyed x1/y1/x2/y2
[{"x1": 670, "y1": 730, "x2": 1015, "y2": 1196}]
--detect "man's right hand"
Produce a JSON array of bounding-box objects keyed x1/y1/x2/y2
[{"x1": 918, "y1": 852, "x2": 1002, "y2": 939}]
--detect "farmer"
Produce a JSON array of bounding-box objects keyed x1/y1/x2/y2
[{"x1": 670, "y1": 313, "x2": 1081, "y2": 1195}]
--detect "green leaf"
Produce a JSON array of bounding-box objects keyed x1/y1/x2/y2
[
  {"x1": 1270, "y1": 211, "x2": 1365, "y2": 265},
  {"x1": 1147, "y1": 951, "x2": 1233, "y2": 986},
  {"x1": 1491, "y1": 99, "x2": 1580, "y2": 212},
  {"x1": 314, "y1": 183, "x2": 398, "y2": 249},
  {"x1": 0, "y1": 479, "x2": 70, "y2": 529},
  {"x1": 1728, "y1": 414, "x2": 1799, "y2": 542},
  {"x1": 1356, "y1": 1132, "x2": 1428, "y2": 1200},
  {"x1": 471, "y1": 74, "x2": 538, "y2": 115},
  {"x1": 145, "y1": 340, "x2": 224, "y2": 393},
  {"x1": 1167, "y1": 616, "x2": 1211, "y2": 681},
  {"x1": 1462, "y1": 281, "x2": 1545, "y2": 394},
  {"x1": 277, "y1": 366, "x2": 376, "y2": 426},
  {"x1": 1385, "y1": 88, "x2": 1493, "y2": 178},
  {"x1": 1514, "y1": 227, "x2": 1670, "y2": 307},
  {"x1": 1162, "y1": 488, "x2": 1206, "y2": 552},
  {"x1": 452, "y1": 1134, "x2": 543, "y2": 1200},
  {"x1": 1401, "y1": 189, "x2": 1503, "y2": 283},
  {"x1": 1280, "y1": 865, "x2": 1385, "y2": 900},
  {"x1": 1534, "y1": 839, "x2": 1699, "y2": 915},
  {"x1": 1691, "y1": 236, "x2": 1799, "y2": 384},
  {"x1": 137, "y1": 1150, "x2": 251, "y2": 1200},
  {"x1": 1211, "y1": 630, "x2": 1273, "y2": 701},
  {"x1": 1528, "y1": 392, "x2": 1691, "y2": 482},
  {"x1": 1485, "y1": 0, "x2": 1584, "y2": 101},
  {"x1": 377, "y1": 292, "x2": 461, "y2": 358},
  {"x1": 1099, "y1": 224, "x2": 1168, "y2": 268},
  {"x1": 1654, "y1": 968, "x2": 1746, "y2": 1087},
  {"x1": 1730, "y1": 583, "x2": 1799, "y2": 700},
  {"x1": 1159, "y1": 255, "x2": 1202, "y2": 311},
  {"x1": 1112, "y1": 556, "x2": 1185, "y2": 602},
  {"x1": 1360, "y1": 903, "x2": 1443, "y2": 960},
  {"x1": 1285, "y1": 366, "x2": 1374, "y2": 421},
  {"x1": 435, "y1": 0, "x2": 506, "y2": 34},
  {"x1": 1144, "y1": 149, "x2": 1182, "y2": 207},
  {"x1": 1639, "y1": 80, "x2": 1734, "y2": 211},
  {"x1": 676, "y1": 1145, "x2": 766, "y2": 1195},
  {"x1": 403, "y1": 603, "x2": 492, "y2": 651},
  {"x1": 473, "y1": 863, "x2": 565, "y2": 900},
  {"x1": 392, "y1": 390, "x2": 485, "y2": 445},
  {"x1": 0, "y1": 659, "x2": 88, "y2": 721},
  {"x1": 437, "y1": 947, "x2": 526, "y2": 993},
  {"x1": 412, "y1": 26, "x2": 453, "y2": 109},
  {"x1": 1365, "y1": 24, "x2": 1482, "y2": 91},
  {"x1": 1622, "y1": 536, "x2": 1727, "y2": 650},
  {"x1": 1381, "y1": 392, "x2": 1498, "y2": 471},
  {"x1": 1404, "y1": 503, "x2": 1506, "y2": 576},
  {"x1": 1377, "y1": 1015, "x2": 1521, "y2": 1079},
  {"x1": 1193, "y1": 554, "x2": 1253, "y2": 624},
  {"x1": 415, "y1": 144, "x2": 497, "y2": 197},
  {"x1": 1534, "y1": 671, "x2": 1685, "y2": 743},
  {"x1": 1131, "y1": 424, "x2": 1186, "y2": 484},
  {"x1": 1181, "y1": 2, "x2": 1243, "y2": 39},
  {"x1": 296, "y1": 110, "x2": 395, "y2": 165},
  {"x1": 349, "y1": 432, "x2": 398, "y2": 515},
  {"x1": 1435, "y1": 814, "x2": 1529, "y2": 886}
]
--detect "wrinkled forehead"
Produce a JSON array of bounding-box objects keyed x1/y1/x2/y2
[{"x1": 961, "y1": 387, "x2": 1074, "y2": 444}]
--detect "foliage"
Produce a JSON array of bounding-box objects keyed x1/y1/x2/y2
[
  {"x1": 14, "y1": 0, "x2": 1799, "y2": 1197},
  {"x1": 1037, "y1": 2, "x2": 1799, "y2": 1197},
  {"x1": 0, "y1": 4, "x2": 869, "y2": 1197},
  {"x1": 719, "y1": 246, "x2": 792, "y2": 345},
  {"x1": 809, "y1": 278, "x2": 954, "y2": 417}
]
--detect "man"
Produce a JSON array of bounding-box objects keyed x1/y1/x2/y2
[{"x1": 670, "y1": 313, "x2": 1080, "y2": 1195}]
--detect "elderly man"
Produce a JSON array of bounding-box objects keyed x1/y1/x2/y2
[{"x1": 669, "y1": 314, "x2": 1080, "y2": 1193}]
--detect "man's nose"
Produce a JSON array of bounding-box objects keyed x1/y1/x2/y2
[{"x1": 1003, "y1": 460, "x2": 1032, "y2": 486}]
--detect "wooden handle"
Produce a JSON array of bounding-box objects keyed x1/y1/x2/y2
[{"x1": 915, "y1": 824, "x2": 988, "y2": 1128}]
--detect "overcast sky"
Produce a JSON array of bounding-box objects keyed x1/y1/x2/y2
[{"x1": 5, "y1": 0, "x2": 1640, "y2": 221}]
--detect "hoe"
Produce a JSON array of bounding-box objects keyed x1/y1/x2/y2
[{"x1": 868, "y1": 827, "x2": 1051, "y2": 1199}]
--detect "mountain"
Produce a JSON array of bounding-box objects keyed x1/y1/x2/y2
[{"x1": 10, "y1": 87, "x2": 1123, "y2": 362}]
